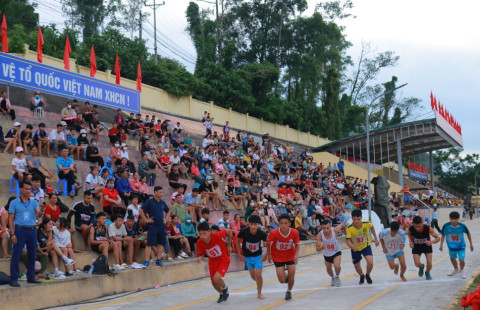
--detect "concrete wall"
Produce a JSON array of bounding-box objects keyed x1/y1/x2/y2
[{"x1": 15, "y1": 46, "x2": 330, "y2": 148}]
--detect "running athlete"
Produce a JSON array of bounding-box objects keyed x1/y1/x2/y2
[
  {"x1": 316, "y1": 219, "x2": 344, "y2": 287},
  {"x1": 439, "y1": 211, "x2": 474, "y2": 279},
  {"x1": 346, "y1": 209, "x2": 380, "y2": 285},
  {"x1": 196, "y1": 222, "x2": 233, "y2": 303},
  {"x1": 236, "y1": 215, "x2": 269, "y2": 299},
  {"x1": 408, "y1": 215, "x2": 440, "y2": 280},
  {"x1": 267, "y1": 214, "x2": 300, "y2": 301},
  {"x1": 379, "y1": 221, "x2": 407, "y2": 281}
]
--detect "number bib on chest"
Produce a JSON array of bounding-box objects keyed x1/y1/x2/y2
[
  {"x1": 276, "y1": 241, "x2": 292, "y2": 251},
  {"x1": 206, "y1": 245, "x2": 223, "y2": 258},
  {"x1": 246, "y1": 242, "x2": 260, "y2": 252}
]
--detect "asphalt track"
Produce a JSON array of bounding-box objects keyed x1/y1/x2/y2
[{"x1": 54, "y1": 217, "x2": 480, "y2": 310}]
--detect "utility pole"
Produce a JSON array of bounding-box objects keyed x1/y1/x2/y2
[{"x1": 146, "y1": 0, "x2": 166, "y2": 64}]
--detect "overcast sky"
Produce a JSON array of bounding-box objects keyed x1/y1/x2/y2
[{"x1": 36, "y1": 0, "x2": 480, "y2": 154}]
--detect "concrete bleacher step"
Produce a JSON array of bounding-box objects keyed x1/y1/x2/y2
[{"x1": 0, "y1": 240, "x2": 318, "y2": 310}]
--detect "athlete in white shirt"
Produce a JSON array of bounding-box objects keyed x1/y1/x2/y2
[
  {"x1": 379, "y1": 221, "x2": 407, "y2": 281},
  {"x1": 316, "y1": 220, "x2": 345, "y2": 287}
]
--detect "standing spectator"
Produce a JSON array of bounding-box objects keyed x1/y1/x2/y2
[
  {"x1": 49, "y1": 124, "x2": 69, "y2": 157},
  {"x1": 33, "y1": 123, "x2": 49, "y2": 157},
  {"x1": 4, "y1": 122, "x2": 21, "y2": 154},
  {"x1": 30, "y1": 90, "x2": 47, "y2": 111},
  {"x1": 8, "y1": 181, "x2": 42, "y2": 287},
  {"x1": 114, "y1": 109, "x2": 125, "y2": 128},
  {"x1": 139, "y1": 186, "x2": 169, "y2": 267},
  {"x1": 204, "y1": 117, "x2": 213, "y2": 135},
  {"x1": 223, "y1": 121, "x2": 230, "y2": 138},
  {"x1": 86, "y1": 138, "x2": 104, "y2": 167},
  {"x1": 56, "y1": 147, "x2": 77, "y2": 197},
  {"x1": 0, "y1": 90, "x2": 16, "y2": 120},
  {"x1": 171, "y1": 194, "x2": 187, "y2": 222},
  {"x1": 67, "y1": 191, "x2": 95, "y2": 251}
]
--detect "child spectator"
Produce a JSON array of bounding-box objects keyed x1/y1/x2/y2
[
  {"x1": 12, "y1": 146, "x2": 31, "y2": 183},
  {"x1": 4, "y1": 122, "x2": 21, "y2": 154},
  {"x1": 20, "y1": 124, "x2": 34, "y2": 155},
  {"x1": 53, "y1": 218, "x2": 81, "y2": 275},
  {"x1": 166, "y1": 215, "x2": 191, "y2": 260},
  {"x1": 32, "y1": 123, "x2": 49, "y2": 157},
  {"x1": 109, "y1": 214, "x2": 134, "y2": 268}
]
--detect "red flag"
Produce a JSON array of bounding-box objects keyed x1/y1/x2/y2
[
  {"x1": 136, "y1": 61, "x2": 142, "y2": 92},
  {"x1": 430, "y1": 92, "x2": 434, "y2": 110},
  {"x1": 37, "y1": 26, "x2": 44, "y2": 63},
  {"x1": 444, "y1": 109, "x2": 449, "y2": 122},
  {"x1": 63, "y1": 36, "x2": 71, "y2": 70},
  {"x1": 114, "y1": 54, "x2": 120, "y2": 85},
  {"x1": 1, "y1": 14, "x2": 8, "y2": 53},
  {"x1": 438, "y1": 101, "x2": 443, "y2": 117},
  {"x1": 433, "y1": 96, "x2": 437, "y2": 111},
  {"x1": 89, "y1": 45, "x2": 96, "y2": 77}
]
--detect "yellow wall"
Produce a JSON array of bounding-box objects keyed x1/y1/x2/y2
[
  {"x1": 312, "y1": 152, "x2": 403, "y2": 192},
  {"x1": 15, "y1": 46, "x2": 329, "y2": 148}
]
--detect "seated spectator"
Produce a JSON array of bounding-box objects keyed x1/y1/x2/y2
[
  {"x1": 166, "y1": 215, "x2": 190, "y2": 260},
  {"x1": 67, "y1": 128, "x2": 83, "y2": 160},
  {"x1": 158, "y1": 148, "x2": 171, "y2": 173},
  {"x1": 49, "y1": 124, "x2": 69, "y2": 157},
  {"x1": 174, "y1": 122, "x2": 183, "y2": 135},
  {"x1": 108, "y1": 123, "x2": 120, "y2": 144},
  {"x1": 0, "y1": 90, "x2": 15, "y2": 120},
  {"x1": 230, "y1": 214, "x2": 242, "y2": 234},
  {"x1": 225, "y1": 178, "x2": 243, "y2": 210},
  {"x1": 124, "y1": 195, "x2": 142, "y2": 222},
  {"x1": 67, "y1": 191, "x2": 95, "y2": 250},
  {"x1": 81, "y1": 101, "x2": 93, "y2": 123},
  {"x1": 37, "y1": 218, "x2": 76, "y2": 278},
  {"x1": 30, "y1": 90, "x2": 47, "y2": 111},
  {"x1": 129, "y1": 173, "x2": 149, "y2": 203},
  {"x1": 217, "y1": 210, "x2": 230, "y2": 229},
  {"x1": 184, "y1": 133, "x2": 193, "y2": 148},
  {"x1": 115, "y1": 157, "x2": 132, "y2": 179},
  {"x1": 84, "y1": 166, "x2": 105, "y2": 203},
  {"x1": 89, "y1": 212, "x2": 124, "y2": 270},
  {"x1": 44, "y1": 193, "x2": 61, "y2": 222},
  {"x1": 53, "y1": 217, "x2": 81, "y2": 275},
  {"x1": 26, "y1": 145, "x2": 53, "y2": 189},
  {"x1": 117, "y1": 170, "x2": 132, "y2": 206},
  {"x1": 168, "y1": 164, "x2": 187, "y2": 192},
  {"x1": 0, "y1": 198, "x2": 12, "y2": 258},
  {"x1": 170, "y1": 129, "x2": 182, "y2": 148},
  {"x1": 103, "y1": 178, "x2": 124, "y2": 217},
  {"x1": 110, "y1": 141, "x2": 122, "y2": 165},
  {"x1": 56, "y1": 147, "x2": 78, "y2": 197},
  {"x1": 180, "y1": 214, "x2": 197, "y2": 255},
  {"x1": 4, "y1": 122, "x2": 21, "y2": 154},
  {"x1": 171, "y1": 194, "x2": 187, "y2": 222},
  {"x1": 30, "y1": 178, "x2": 46, "y2": 207},
  {"x1": 305, "y1": 213, "x2": 320, "y2": 235},
  {"x1": 109, "y1": 214, "x2": 134, "y2": 268},
  {"x1": 89, "y1": 113, "x2": 103, "y2": 141},
  {"x1": 199, "y1": 176, "x2": 219, "y2": 210},
  {"x1": 100, "y1": 158, "x2": 115, "y2": 180},
  {"x1": 20, "y1": 124, "x2": 34, "y2": 154},
  {"x1": 113, "y1": 109, "x2": 125, "y2": 128},
  {"x1": 12, "y1": 146, "x2": 31, "y2": 183},
  {"x1": 86, "y1": 138, "x2": 104, "y2": 167},
  {"x1": 214, "y1": 158, "x2": 228, "y2": 179},
  {"x1": 190, "y1": 159, "x2": 203, "y2": 185},
  {"x1": 184, "y1": 188, "x2": 202, "y2": 221},
  {"x1": 61, "y1": 101, "x2": 76, "y2": 127},
  {"x1": 32, "y1": 123, "x2": 50, "y2": 157},
  {"x1": 138, "y1": 153, "x2": 156, "y2": 186}
]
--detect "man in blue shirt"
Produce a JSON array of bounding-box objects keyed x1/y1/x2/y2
[
  {"x1": 9, "y1": 181, "x2": 42, "y2": 286},
  {"x1": 439, "y1": 211, "x2": 473, "y2": 279},
  {"x1": 56, "y1": 147, "x2": 77, "y2": 196},
  {"x1": 184, "y1": 188, "x2": 202, "y2": 221},
  {"x1": 117, "y1": 170, "x2": 132, "y2": 205},
  {"x1": 139, "y1": 186, "x2": 169, "y2": 267}
]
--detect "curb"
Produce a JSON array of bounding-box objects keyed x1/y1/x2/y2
[{"x1": 448, "y1": 266, "x2": 480, "y2": 309}]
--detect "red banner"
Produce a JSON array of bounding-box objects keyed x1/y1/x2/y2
[{"x1": 430, "y1": 92, "x2": 461, "y2": 135}]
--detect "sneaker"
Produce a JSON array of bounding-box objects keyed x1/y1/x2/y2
[
  {"x1": 418, "y1": 264, "x2": 425, "y2": 277},
  {"x1": 217, "y1": 294, "x2": 224, "y2": 303},
  {"x1": 65, "y1": 258, "x2": 76, "y2": 266},
  {"x1": 180, "y1": 252, "x2": 189, "y2": 258},
  {"x1": 143, "y1": 261, "x2": 150, "y2": 267},
  {"x1": 113, "y1": 264, "x2": 124, "y2": 270},
  {"x1": 331, "y1": 277, "x2": 335, "y2": 286},
  {"x1": 359, "y1": 274, "x2": 365, "y2": 285},
  {"x1": 54, "y1": 271, "x2": 66, "y2": 279},
  {"x1": 425, "y1": 271, "x2": 432, "y2": 280},
  {"x1": 74, "y1": 268, "x2": 83, "y2": 275},
  {"x1": 121, "y1": 263, "x2": 128, "y2": 268},
  {"x1": 167, "y1": 257, "x2": 174, "y2": 262},
  {"x1": 175, "y1": 256, "x2": 184, "y2": 260},
  {"x1": 462, "y1": 271, "x2": 467, "y2": 279},
  {"x1": 221, "y1": 287, "x2": 229, "y2": 302},
  {"x1": 447, "y1": 269, "x2": 460, "y2": 276},
  {"x1": 285, "y1": 291, "x2": 292, "y2": 300},
  {"x1": 335, "y1": 276, "x2": 341, "y2": 287},
  {"x1": 365, "y1": 274, "x2": 373, "y2": 284},
  {"x1": 19, "y1": 274, "x2": 27, "y2": 281},
  {"x1": 155, "y1": 259, "x2": 164, "y2": 266}
]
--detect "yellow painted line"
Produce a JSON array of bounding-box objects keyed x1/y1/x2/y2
[{"x1": 76, "y1": 253, "x2": 322, "y2": 310}]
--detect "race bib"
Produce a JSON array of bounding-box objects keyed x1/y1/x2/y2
[
  {"x1": 414, "y1": 238, "x2": 428, "y2": 245},
  {"x1": 355, "y1": 236, "x2": 366, "y2": 244},
  {"x1": 389, "y1": 243, "x2": 397, "y2": 250},
  {"x1": 206, "y1": 245, "x2": 223, "y2": 258},
  {"x1": 246, "y1": 242, "x2": 260, "y2": 252},
  {"x1": 450, "y1": 234, "x2": 460, "y2": 242},
  {"x1": 276, "y1": 241, "x2": 292, "y2": 251},
  {"x1": 325, "y1": 244, "x2": 335, "y2": 250}
]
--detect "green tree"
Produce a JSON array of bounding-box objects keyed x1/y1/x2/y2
[{"x1": 0, "y1": 0, "x2": 38, "y2": 33}]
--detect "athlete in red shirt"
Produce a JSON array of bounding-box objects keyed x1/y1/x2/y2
[
  {"x1": 267, "y1": 214, "x2": 300, "y2": 301},
  {"x1": 196, "y1": 222, "x2": 233, "y2": 303}
]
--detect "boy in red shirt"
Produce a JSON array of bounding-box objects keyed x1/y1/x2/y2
[
  {"x1": 267, "y1": 214, "x2": 300, "y2": 301},
  {"x1": 196, "y1": 221, "x2": 233, "y2": 303}
]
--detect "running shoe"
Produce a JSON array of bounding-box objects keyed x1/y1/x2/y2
[
  {"x1": 54, "y1": 271, "x2": 66, "y2": 279},
  {"x1": 113, "y1": 264, "x2": 124, "y2": 271},
  {"x1": 121, "y1": 263, "x2": 128, "y2": 268},
  {"x1": 425, "y1": 271, "x2": 432, "y2": 280},
  {"x1": 462, "y1": 271, "x2": 467, "y2": 279},
  {"x1": 175, "y1": 256, "x2": 184, "y2": 260},
  {"x1": 359, "y1": 274, "x2": 365, "y2": 285},
  {"x1": 365, "y1": 274, "x2": 373, "y2": 284},
  {"x1": 143, "y1": 260, "x2": 150, "y2": 267},
  {"x1": 155, "y1": 259, "x2": 164, "y2": 266},
  {"x1": 331, "y1": 277, "x2": 335, "y2": 286},
  {"x1": 217, "y1": 294, "x2": 224, "y2": 303},
  {"x1": 285, "y1": 291, "x2": 292, "y2": 300},
  {"x1": 222, "y1": 287, "x2": 229, "y2": 302},
  {"x1": 447, "y1": 269, "x2": 460, "y2": 276},
  {"x1": 418, "y1": 264, "x2": 425, "y2": 277},
  {"x1": 180, "y1": 252, "x2": 189, "y2": 258},
  {"x1": 167, "y1": 257, "x2": 174, "y2": 262},
  {"x1": 335, "y1": 276, "x2": 341, "y2": 287},
  {"x1": 65, "y1": 258, "x2": 76, "y2": 266}
]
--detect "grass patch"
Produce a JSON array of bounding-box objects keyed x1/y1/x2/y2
[{"x1": 452, "y1": 272, "x2": 480, "y2": 309}]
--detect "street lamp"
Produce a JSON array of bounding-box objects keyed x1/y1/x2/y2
[{"x1": 366, "y1": 83, "x2": 408, "y2": 221}]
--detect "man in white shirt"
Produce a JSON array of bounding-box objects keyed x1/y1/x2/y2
[
  {"x1": 108, "y1": 214, "x2": 134, "y2": 268},
  {"x1": 49, "y1": 124, "x2": 69, "y2": 156}
]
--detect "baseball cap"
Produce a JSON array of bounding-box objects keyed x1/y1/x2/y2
[
  {"x1": 13, "y1": 122, "x2": 21, "y2": 127},
  {"x1": 206, "y1": 175, "x2": 213, "y2": 180},
  {"x1": 60, "y1": 121, "x2": 67, "y2": 126},
  {"x1": 15, "y1": 146, "x2": 24, "y2": 153},
  {"x1": 262, "y1": 199, "x2": 268, "y2": 203},
  {"x1": 80, "y1": 129, "x2": 87, "y2": 134}
]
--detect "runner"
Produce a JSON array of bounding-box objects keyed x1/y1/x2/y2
[
  {"x1": 345, "y1": 209, "x2": 380, "y2": 285},
  {"x1": 439, "y1": 211, "x2": 474, "y2": 279},
  {"x1": 316, "y1": 219, "x2": 344, "y2": 287},
  {"x1": 267, "y1": 214, "x2": 300, "y2": 301},
  {"x1": 236, "y1": 215, "x2": 269, "y2": 300},
  {"x1": 408, "y1": 215, "x2": 440, "y2": 280},
  {"x1": 379, "y1": 221, "x2": 408, "y2": 281},
  {"x1": 196, "y1": 221, "x2": 233, "y2": 303}
]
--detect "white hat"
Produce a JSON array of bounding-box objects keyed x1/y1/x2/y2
[
  {"x1": 80, "y1": 129, "x2": 87, "y2": 134},
  {"x1": 262, "y1": 199, "x2": 268, "y2": 203},
  {"x1": 258, "y1": 201, "x2": 264, "y2": 205},
  {"x1": 15, "y1": 146, "x2": 24, "y2": 153},
  {"x1": 13, "y1": 122, "x2": 21, "y2": 127},
  {"x1": 60, "y1": 121, "x2": 67, "y2": 126}
]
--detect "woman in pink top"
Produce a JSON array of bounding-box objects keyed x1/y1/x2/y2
[
  {"x1": 230, "y1": 214, "x2": 242, "y2": 233},
  {"x1": 129, "y1": 172, "x2": 141, "y2": 192}
]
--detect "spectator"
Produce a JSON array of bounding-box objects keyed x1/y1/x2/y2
[
  {"x1": 67, "y1": 128, "x2": 83, "y2": 160},
  {"x1": 294, "y1": 210, "x2": 315, "y2": 240},
  {"x1": 100, "y1": 158, "x2": 115, "y2": 180},
  {"x1": 113, "y1": 109, "x2": 125, "y2": 128},
  {"x1": 223, "y1": 121, "x2": 230, "y2": 137},
  {"x1": 168, "y1": 164, "x2": 187, "y2": 192},
  {"x1": 4, "y1": 122, "x2": 21, "y2": 154},
  {"x1": 89, "y1": 211, "x2": 124, "y2": 270},
  {"x1": 81, "y1": 101, "x2": 93, "y2": 123},
  {"x1": 12, "y1": 146, "x2": 31, "y2": 183},
  {"x1": 61, "y1": 101, "x2": 76, "y2": 127},
  {"x1": 110, "y1": 140, "x2": 122, "y2": 164},
  {"x1": 108, "y1": 214, "x2": 134, "y2": 268},
  {"x1": 84, "y1": 166, "x2": 105, "y2": 203},
  {"x1": 125, "y1": 195, "x2": 142, "y2": 222},
  {"x1": 30, "y1": 90, "x2": 47, "y2": 111},
  {"x1": 89, "y1": 113, "x2": 103, "y2": 141},
  {"x1": 174, "y1": 121, "x2": 183, "y2": 135},
  {"x1": 67, "y1": 191, "x2": 95, "y2": 251},
  {"x1": 44, "y1": 193, "x2": 61, "y2": 222},
  {"x1": 53, "y1": 217, "x2": 81, "y2": 275},
  {"x1": 26, "y1": 145, "x2": 53, "y2": 189},
  {"x1": 129, "y1": 173, "x2": 150, "y2": 203},
  {"x1": 0, "y1": 90, "x2": 16, "y2": 120},
  {"x1": 86, "y1": 138, "x2": 104, "y2": 167},
  {"x1": 124, "y1": 215, "x2": 144, "y2": 264},
  {"x1": 49, "y1": 124, "x2": 69, "y2": 157},
  {"x1": 0, "y1": 198, "x2": 12, "y2": 258},
  {"x1": 32, "y1": 123, "x2": 49, "y2": 157},
  {"x1": 217, "y1": 210, "x2": 230, "y2": 229},
  {"x1": 20, "y1": 124, "x2": 34, "y2": 154},
  {"x1": 184, "y1": 133, "x2": 193, "y2": 149},
  {"x1": 180, "y1": 214, "x2": 197, "y2": 255},
  {"x1": 171, "y1": 194, "x2": 188, "y2": 222},
  {"x1": 117, "y1": 170, "x2": 132, "y2": 206},
  {"x1": 230, "y1": 214, "x2": 242, "y2": 233},
  {"x1": 204, "y1": 116, "x2": 213, "y2": 135},
  {"x1": 138, "y1": 153, "x2": 156, "y2": 186},
  {"x1": 184, "y1": 188, "x2": 202, "y2": 221},
  {"x1": 166, "y1": 215, "x2": 190, "y2": 259},
  {"x1": 103, "y1": 178, "x2": 124, "y2": 217},
  {"x1": 225, "y1": 178, "x2": 243, "y2": 210},
  {"x1": 56, "y1": 147, "x2": 78, "y2": 197}
]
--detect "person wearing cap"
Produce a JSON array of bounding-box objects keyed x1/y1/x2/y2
[
  {"x1": 0, "y1": 90, "x2": 16, "y2": 120},
  {"x1": 4, "y1": 122, "x2": 21, "y2": 154},
  {"x1": 33, "y1": 123, "x2": 50, "y2": 157},
  {"x1": 158, "y1": 148, "x2": 171, "y2": 174},
  {"x1": 30, "y1": 90, "x2": 47, "y2": 111},
  {"x1": 48, "y1": 124, "x2": 69, "y2": 157},
  {"x1": 12, "y1": 146, "x2": 31, "y2": 183}
]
